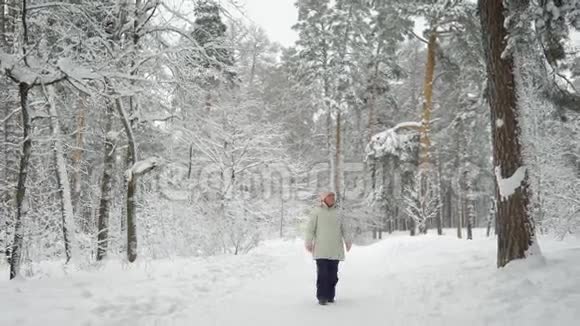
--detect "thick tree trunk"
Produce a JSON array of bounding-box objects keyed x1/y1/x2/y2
[
  {"x1": 46, "y1": 86, "x2": 76, "y2": 263},
  {"x1": 419, "y1": 32, "x2": 437, "y2": 170},
  {"x1": 418, "y1": 32, "x2": 438, "y2": 236},
  {"x1": 96, "y1": 103, "x2": 115, "y2": 261},
  {"x1": 479, "y1": 0, "x2": 537, "y2": 267},
  {"x1": 10, "y1": 83, "x2": 31, "y2": 280}
]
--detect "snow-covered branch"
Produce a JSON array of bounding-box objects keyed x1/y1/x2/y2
[
  {"x1": 366, "y1": 121, "x2": 421, "y2": 160},
  {"x1": 0, "y1": 52, "x2": 66, "y2": 85},
  {"x1": 126, "y1": 157, "x2": 162, "y2": 182}
]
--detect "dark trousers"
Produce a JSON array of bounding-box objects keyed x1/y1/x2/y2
[{"x1": 316, "y1": 259, "x2": 339, "y2": 300}]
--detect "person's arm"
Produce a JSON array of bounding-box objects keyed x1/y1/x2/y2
[
  {"x1": 340, "y1": 216, "x2": 352, "y2": 252},
  {"x1": 304, "y1": 209, "x2": 317, "y2": 252}
]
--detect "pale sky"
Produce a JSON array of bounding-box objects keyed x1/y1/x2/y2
[{"x1": 242, "y1": 0, "x2": 299, "y2": 47}]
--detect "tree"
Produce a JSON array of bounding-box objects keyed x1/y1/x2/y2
[
  {"x1": 192, "y1": 0, "x2": 236, "y2": 110},
  {"x1": 478, "y1": 0, "x2": 538, "y2": 267},
  {"x1": 0, "y1": 0, "x2": 19, "y2": 265},
  {"x1": 403, "y1": 169, "x2": 440, "y2": 234},
  {"x1": 44, "y1": 86, "x2": 77, "y2": 263},
  {"x1": 366, "y1": 122, "x2": 421, "y2": 235},
  {"x1": 0, "y1": 0, "x2": 82, "y2": 279},
  {"x1": 293, "y1": 0, "x2": 335, "y2": 193},
  {"x1": 96, "y1": 103, "x2": 116, "y2": 262}
]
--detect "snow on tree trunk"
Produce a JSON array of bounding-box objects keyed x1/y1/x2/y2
[
  {"x1": 486, "y1": 196, "x2": 495, "y2": 237},
  {"x1": 71, "y1": 93, "x2": 86, "y2": 231},
  {"x1": 383, "y1": 158, "x2": 394, "y2": 235},
  {"x1": 96, "y1": 103, "x2": 116, "y2": 262},
  {"x1": 436, "y1": 151, "x2": 444, "y2": 236},
  {"x1": 2, "y1": 93, "x2": 18, "y2": 265},
  {"x1": 10, "y1": 83, "x2": 31, "y2": 280},
  {"x1": 479, "y1": 0, "x2": 537, "y2": 268},
  {"x1": 1, "y1": 0, "x2": 19, "y2": 267},
  {"x1": 0, "y1": 1, "x2": 4, "y2": 261},
  {"x1": 46, "y1": 86, "x2": 76, "y2": 263},
  {"x1": 466, "y1": 171, "x2": 475, "y2": 240},
  {"x1": 114, "y1": 98, "x2": 139, "y2": 262}
]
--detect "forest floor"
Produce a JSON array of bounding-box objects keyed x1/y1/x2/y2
[{"x1": 1, "y1": 230, "x2": 580, "y2": 326}]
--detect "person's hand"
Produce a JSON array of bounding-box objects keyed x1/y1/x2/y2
[
  {"x1": 345, "y1": 241, "x2": 352, "y2": 252},
  {"x1": 305, "y1": 241, "x2": 314, "y2": 253}
]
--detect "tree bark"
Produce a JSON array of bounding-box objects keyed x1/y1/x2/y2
[
  {"x1": 46, "y1": 86, "x2": 76, "y2": 263},
  {"x1": 321, "y1": 40, "x2": 333, "y2": 194},
  {"x1": 465, "y1": 171, "x2": 474, "y2": 240},
  {"x1": 0, "y1": 0, "x2": 5, "y2": 47},
  {"x1": 187, "y1": 143, "x2": 193, "y2": 179},
  {"x1": 419, "y1": 32, "x2": 437, "y2": 170},
  {"x1": 1, "y1": 0, "x2": 19, "y2": 266},
  {"x1": 369, "y1": 156, "x2": 377, "y2": 238},
  {"x1": 122, "y1": 0, "x2": 146, "y2": 263},
  {"x1": 115, "y1": 98, "x2": 138, "y2": 263},
  {"x1": 10, "y1": 83, "x2": 31, "y2": 280},
  {"x1": 402, "y1": 169, "x2": 416, "y2": 236},
  {"x1": 96, "y1": 102, "x2": 115, "y2": 261},
  {"x1": 436, "y1": 152, "x2": 443, "y2": 235},
  {"x1": 71, "y1": 93, "x2": 86, "y2": 231},
  {"x1": 0, "y1": 0, "x2": 5, "y2": 255},
  {"x1": 457, "y1": 190, "x2": 463, "y2": 239},
  {"x1": 479, "y1": 0, "x2": 536, "y2": 267},
  {"x1": 1, "y1": 90, "x2": 18, "y2": 267},
  {"x1": 446, "y1": 187, "x2": 453, "y2": 229},
  {"x1": 486, "y1": 196, "x2": 495, "y2": 237},
  {"x1": 384, "y1": 158, "x2": 394, "y2": 234}
]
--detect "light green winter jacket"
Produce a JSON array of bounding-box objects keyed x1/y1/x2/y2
[{"x1": 304, "y1": 205, "x2": 351, "y2": 261}]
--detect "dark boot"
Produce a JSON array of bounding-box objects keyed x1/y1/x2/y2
[{"x1": 318, "y1": 298, "x2": 328, "y2": 305}]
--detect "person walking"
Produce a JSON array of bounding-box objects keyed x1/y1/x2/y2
[{"x1": 304, "y1": 192, "x2": 352, "y2": 305}]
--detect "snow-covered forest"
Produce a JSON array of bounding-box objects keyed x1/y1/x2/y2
[{"x1": 1, "y1": 0, "x2": 580, "y2": 324}]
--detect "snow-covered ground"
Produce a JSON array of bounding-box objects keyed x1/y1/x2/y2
[{"x1": 2, "y1": 230, "x2": 580, "y2": 326}]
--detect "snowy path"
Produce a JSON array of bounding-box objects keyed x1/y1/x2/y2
[{"x1": 2, "y1": 233, "x2": 580, "y2": 326}]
